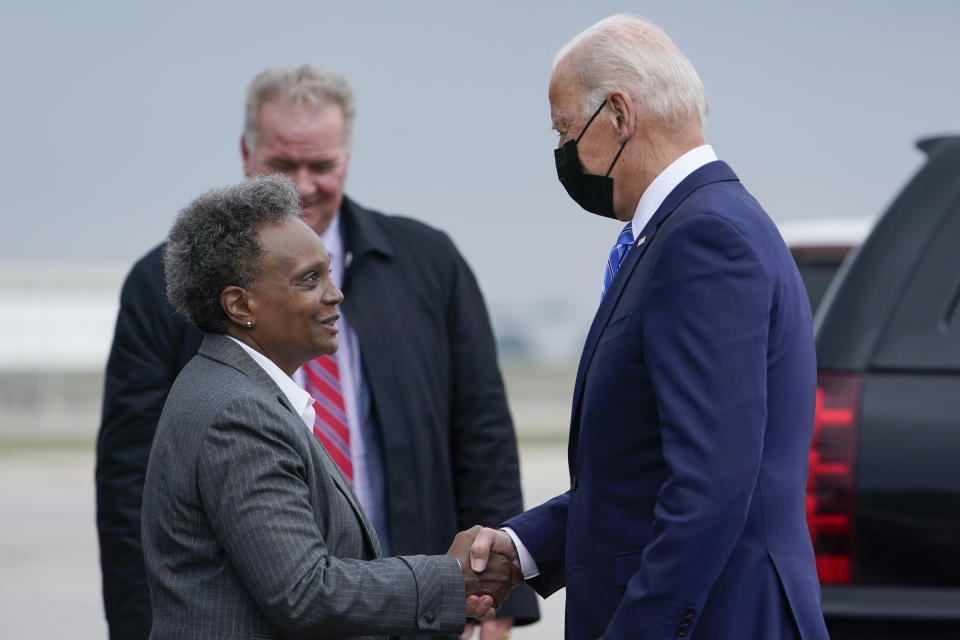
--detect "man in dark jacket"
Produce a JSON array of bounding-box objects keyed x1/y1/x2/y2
[{"x1": 95, "y1": 64, "x2": 538, "y2": 640}]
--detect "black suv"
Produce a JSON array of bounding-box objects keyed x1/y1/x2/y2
[
  {"x1": 781, "y1": 217, "x2": 870, "y2": 313},
  {"x1": 807, "y1": 135, "x2": 960, "y2": 638}
]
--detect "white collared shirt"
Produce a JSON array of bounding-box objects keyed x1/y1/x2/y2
[
  {"x1": 629, "y1": 144, "x2": 717, "y2": 240},
  {"x1": 227, "y1": 335, "x2": 315, "y2": 429},
  {"x1": 293, "y1": 211, "x2": 372, "y2": 518},
  {"x1": 506, "y1": 144, "x2": 721, "y2": 580}
]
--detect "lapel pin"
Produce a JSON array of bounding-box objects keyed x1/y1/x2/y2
[{"x1": 637, "y1": 235, "x2": 646, "y2": 246}]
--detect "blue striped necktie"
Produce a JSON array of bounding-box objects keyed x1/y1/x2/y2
[{"x1": 601, "y1": 221, "x2": 635, "y2": 300}]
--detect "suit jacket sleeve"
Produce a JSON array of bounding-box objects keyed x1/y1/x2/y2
[
  {"x1": 504, "y1": 491, "x2": 570, "y2": 598},
  {"x1": 196, "y1": 397, "x2": 466, "y2": 637},
  {"x1": 443, "y1": 239, "x2": 540, "y2": 624},
  {"x1": 95, "y1": 247, "x2": 200, "y2": 640},
  {"x1": 603, "y1": 215, "x2": 772, "y2": 639}
]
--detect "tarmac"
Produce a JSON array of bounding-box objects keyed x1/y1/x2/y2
[{"x1": 0, "y1": 441, "x2": 569, "y2": 639}]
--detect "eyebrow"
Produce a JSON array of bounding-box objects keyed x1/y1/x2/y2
[
  {"x1": 285, "y1": 252, "x2": 326, "y2": 277},
  {"x1": 302, "y1": 256, "x2": 328, "y2": 273}
]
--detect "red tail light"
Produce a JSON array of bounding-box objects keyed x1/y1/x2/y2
[{"x1": 806, "y1": 371, "x2": 861, "y2": 584}]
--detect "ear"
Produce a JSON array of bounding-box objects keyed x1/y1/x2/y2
[
  {"x1": 240, "y1": 136, "x2": 254, "y2": 178},
  {"x1": 607, "y1": 90, "x2": 636, "y2": 144},
  {"x1": 221, "y1": 285, "x2": 255, "y2": 329}
]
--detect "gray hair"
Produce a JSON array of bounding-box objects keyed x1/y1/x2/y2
[
  {"x1": 243, "y1": 64, "x2": 357, "y2": 150},
  {"x1": 164, "y1": 175, "x2": 302, "y2": 334},
  {"x1": 554, "y1": 14, "x2": 709, "y2": 130}
]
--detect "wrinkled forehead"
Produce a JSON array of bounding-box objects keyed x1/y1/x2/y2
[
  {"x1": 549, "y1": 62, "x2": 583, "y2": 127},
  {"x1": 255, "y1": 100, "x2": 348, "y2": 151}
]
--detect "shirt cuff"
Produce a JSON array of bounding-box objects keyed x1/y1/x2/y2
[{"x1": 501, "y1": 527, "x2": 539, "y2": 580}]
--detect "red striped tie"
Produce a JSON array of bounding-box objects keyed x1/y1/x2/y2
[{"x1": 303, "y1": 355, "x2": 353, "y2": 482}]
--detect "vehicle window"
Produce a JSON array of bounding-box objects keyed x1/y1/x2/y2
[
  {"x1": 792, "y1": 250, "x2": 849, "y2": 313},
  {"x1": 872, "y1": 194, "x2": 960, "y2": 371}
]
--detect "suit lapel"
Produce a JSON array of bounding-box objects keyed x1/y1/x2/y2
[
  {"x1": 567, "y1": 161, "x2": 740, "y2": 469},
  {"x1": 339, "y1": 196, "x2": 394, "y2": 291},
  {"x1": 315, "y1": 442, "x2": 383, "y2": 557},
  {"x1": 199, "y1": 334, "x2": 381, "y2": 556},
  {"x1": 333, "y1": 197, "x2": 396, "y2": 556}
]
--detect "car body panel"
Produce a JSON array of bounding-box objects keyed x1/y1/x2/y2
[{"x1": 812, "y1": 135, "x2": 960, "y2": 634}]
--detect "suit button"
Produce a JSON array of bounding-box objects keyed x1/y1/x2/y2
[
  {"x1": 675, "y1": 629, "x2": 687, "y2": 638},
  {"x1": 684, "y1": 607, "x2": 695, "y2": 617},
  {"x1": 424, "y1": 611, "x2": 436, "y2": 624}
]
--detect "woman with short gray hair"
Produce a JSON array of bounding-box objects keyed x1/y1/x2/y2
[
  {"x1": 163, "y1": 174, "x2": 302, "y2": 334},
  {"x1": 141, "y1": 175, "x2": 518, "y2": 639}
]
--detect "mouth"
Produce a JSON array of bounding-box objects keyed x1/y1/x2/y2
[
  {"x1": 319, "y1": 314, "x2": 339, "y2": 332},
  {"x1": 301, "y1": 196, "x2": 329, "y2": 209}
]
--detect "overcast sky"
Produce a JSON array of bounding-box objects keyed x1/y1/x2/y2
[{"x1": 2, "y1": 1, "x2": 957, "y2": 308}]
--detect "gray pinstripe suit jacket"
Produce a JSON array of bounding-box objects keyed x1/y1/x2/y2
[{"x1": 142, "y1": 334, "x2": 465, "y2": 639}]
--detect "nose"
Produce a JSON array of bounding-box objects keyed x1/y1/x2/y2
[
  {"x1": 288, "y1": 167, "x2": 318, "y2": 199},
  {"x1": 323, "y1": 281, "x2": 344, "y2": 306},
  {"x1": 312, "y1": 171, "x2": 341, "y2": 197}
]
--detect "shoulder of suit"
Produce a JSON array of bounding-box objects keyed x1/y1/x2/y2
[
  {"x1": 668, "y1": 180, "x2": 765, "y2": 228},
  {"x1": 166, "y1": 359, "x2": 305, "y2": 458},
  {"x1": 119, "y1": 241, "x2": 167, "y2": 301},
  {"x1": 177, "y1": 355, "x2": 285, "y2": 412},
  {"x1": 118, "y1": 241, "x2": 200, "y2": 337},
  {"x1": 125, "y1": 242, "x2": 165, "y2": 281},
  {"x1": 348, "y1": 198, "x2": 459, "y2": 254},
  {"x1": 656, "y1": 206, "x2": 782, "y2": 284}
]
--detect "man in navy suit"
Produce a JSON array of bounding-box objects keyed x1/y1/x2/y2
[{"x1": 470, "y1": 14, "x2": 829, "y2": 640}]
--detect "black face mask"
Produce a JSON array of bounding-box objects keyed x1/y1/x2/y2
[{"x1": 554, "y1": 99, "x2": 628, "y2": 219}]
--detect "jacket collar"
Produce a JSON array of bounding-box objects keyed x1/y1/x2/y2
[
  {"x1": 339, "y1": 195, "x2": 394, "y2": 261},
  {"x1": 199, "y1": 333, "x2": 293, "y2": 412}
]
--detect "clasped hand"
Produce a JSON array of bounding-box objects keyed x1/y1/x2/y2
[{"x1": 447, "y1": 525, "x2": 522, "y2": 621}]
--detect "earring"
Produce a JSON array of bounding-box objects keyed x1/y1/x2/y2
[{"x1": 245, "y1": 321, "x2": 253, "y2": 328}]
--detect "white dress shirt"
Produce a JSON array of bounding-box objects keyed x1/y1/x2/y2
[
  {"x1": 226, "y1": 336, "x2": 315, "y2": 429},
  {"x1": 628, "y1": 144, "x2": 717, "y2": 241},
  {"x1": 293, "y1": 212, "x2": 374, "y2": 519},
  {"x1": 505, "y1": 144, "x2": 720, "y2": 580}
]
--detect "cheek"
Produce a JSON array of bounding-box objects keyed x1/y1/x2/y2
[
  {"x1": 302, "y1": 293, "x2": 324, "y2": 318},
  {"x1": 578, "y1": 148, "x2": 604, "y2": 174},
  {"x1": 244, "y1": 158, "x2": 263, "y2": 177},
  {"x1": 317, "y1": 168, "x2": 346, "y2": 190}
]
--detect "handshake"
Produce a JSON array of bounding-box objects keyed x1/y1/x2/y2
[{"x1": 446, "y1": 525, "x2": 524, "y2": 622}]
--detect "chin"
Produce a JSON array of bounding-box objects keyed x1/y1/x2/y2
[{"x1": 320, "y1": 338, "x2": 339, "y2": 356}]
